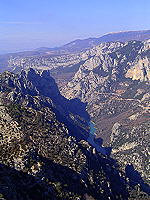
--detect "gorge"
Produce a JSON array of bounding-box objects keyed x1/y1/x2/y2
[{"x1": 0, "y1": 31, "x2": 150, "y2": 199}]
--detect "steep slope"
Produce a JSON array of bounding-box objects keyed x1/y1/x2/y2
[
  {"x1": 61, "y1": 40, "x2": 150, "y2": 184},
  {"x1": 0, "y1": 69, "x2": 91, "y2": 140}
]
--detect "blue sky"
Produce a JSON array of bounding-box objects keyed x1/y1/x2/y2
[{"x1": 0, "y1": 0, "x2": 149, "y2": 53}]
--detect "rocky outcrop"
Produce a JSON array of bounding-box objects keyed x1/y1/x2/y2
[{"x1": 125, "y1": 57, "x2": 150, "y2": 81}]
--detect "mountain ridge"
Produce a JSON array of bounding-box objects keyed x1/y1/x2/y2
[
  {"x1": 1, "y1": 29, "x2": 150, "y2": 73},
  {"x1": 35, "y1": 30, "x2": 150, "y2": 54}
]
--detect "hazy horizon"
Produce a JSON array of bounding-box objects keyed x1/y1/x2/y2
[
  {"x1": 1, "y1": 29, "x2": 150, "y2": 55},
  {"x1": 0, "y1": 0, "x2": 150, "y2": 54}
]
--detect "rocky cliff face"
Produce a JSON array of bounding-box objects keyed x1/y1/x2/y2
[
  {"x1": 61, "y1": 40, "x2": 150, "y2": 101},
  {"x1": 125, "y1": 57, "x2": 150, "y2": 81}
]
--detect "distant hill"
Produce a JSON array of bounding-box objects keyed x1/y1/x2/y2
[
  {"x1": 36, "y1": 30, "x2": 150, "y2": 54},
  {"x1": 1, "y1": 30, "x2": 150, "y2": 72}
]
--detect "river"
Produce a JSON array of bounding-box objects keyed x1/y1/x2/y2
[
  {"x1": 89, "y1": 121, "x2": 96, "y2": 136},
  {"x1": 87, "y1": 121, "x2": 108, "y2": 156}
]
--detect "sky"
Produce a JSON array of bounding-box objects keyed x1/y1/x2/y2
[{"x1": 0, "y1": 0, "x2": 150, "y2": 53}]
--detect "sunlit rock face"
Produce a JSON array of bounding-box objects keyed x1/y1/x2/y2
[{"x1": 126, "y1": 57, "x2": 150, "y2": 81}]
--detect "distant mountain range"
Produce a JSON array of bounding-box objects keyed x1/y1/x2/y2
[
  {"x1": 36, "y1": 30, "x2": 150, "y2": 54},
  {"x1": 1, "y1": 30, "x2": 150, "y2": 72},
  {"x1": 1, "y1": 30, "x2": 150, "y2": 58}
]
